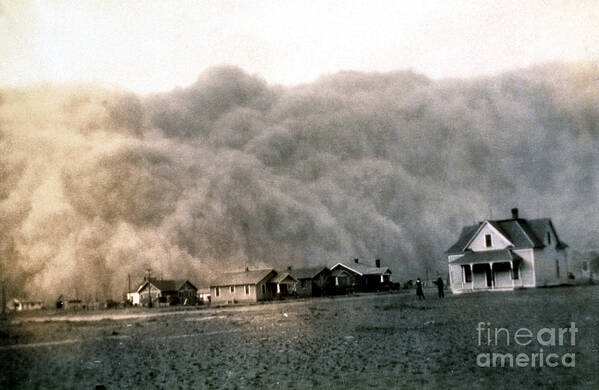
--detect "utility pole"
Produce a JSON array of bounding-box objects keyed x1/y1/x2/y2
[
  {"x1": 1, "y1": 257, "x2": 5, "y2": 317},
  {"x1": 126, "y1": 274, "x2": 131, "y2": 307},
  {"x1": 1, "y1": 282, "x2": 6, "y2": 317},
  {"x1": 146, "y1": 268, "x2": 152, "y2": 308}
]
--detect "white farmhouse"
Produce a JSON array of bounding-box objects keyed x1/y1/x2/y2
[{"x1": 446, "y1": 208, "x2": 568, "y2": 293}]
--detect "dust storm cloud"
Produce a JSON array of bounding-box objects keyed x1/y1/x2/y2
[{"x1": 1, "y1": 63, "x2": 598, "y2": 301}]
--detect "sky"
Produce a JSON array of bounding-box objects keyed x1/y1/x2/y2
[
  {"x1": 1, "y1": 0, "x2": 598, "y2": 94},
  {"x1": 2, "y1": 0, "x2": 599, "y2": 299}
]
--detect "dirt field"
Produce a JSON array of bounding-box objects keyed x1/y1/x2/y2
[{"x1": 1, "y1": 285, "x2": 598, "y2": 389}]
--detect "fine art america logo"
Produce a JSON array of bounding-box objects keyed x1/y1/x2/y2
[{"x1": 476, "y1": 322, "x2": 577, "y2": 368}]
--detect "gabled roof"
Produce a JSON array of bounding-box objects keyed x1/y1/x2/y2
[
  {"x1": 494, "y1": 220, "x2": 540, "y2": 248},
  {"x1": 331, "y1": 262, "x2": 391, "y2": 276},
  {"x1": 447, "y1": 216, "x2": 567, "y2": 255},
  {"x1": 290, "y1": 266, "x2": 331, "y2": 280},
  {"x1": 177, "y1": 280, "x2": 198, "y2": 291},
  {"x1": 449, "y1": 249, "x2": 523, "y2": 265},
  {"x1": 461, "y1": 220, "x2": 514, "y2": 249},
  {"x1": 210, "y1": 269, "x2": 276, "y2": 287},
  {"x1": 527, "y1": 218, "x2": 568, "y2": 249},
  {"x1": 270, "y1": 272, "x2": 298, "y2": 284},
  {"x1": 137, "y1": 279, "x2": 197, "y2": 293},
  {"x1": 446, "y1": 224, "x2": 479, "y2": 255}
]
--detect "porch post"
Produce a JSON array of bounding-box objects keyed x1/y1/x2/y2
[
  {"x1": 511, "y1": 261, "x2": 515, "y2": 288},
  {"x1": 470, "y1": 263, "x2": 474, "y2": 290},
  {"x1": 491, "y1": 262, "x2": 495, "y2": 289}
]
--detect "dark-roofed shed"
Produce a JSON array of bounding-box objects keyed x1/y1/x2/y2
[
  {"x1": 290, "y1": 267, "x2": 332, "y2": 297},
  {"x1": 137, "y1": 279, "x2": 198, "y2": 306}
]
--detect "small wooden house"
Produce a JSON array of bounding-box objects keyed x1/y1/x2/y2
[
  {"x1": 291, "y1": 267, "x2": 332, "y2": 297},
  {"x1": 6, "y1": 298, "x2": 43, "y2": 311},
  {"x1": 197, "y1": 288, "x2": 211, "y2": 304},
  {"x1": 210, "y1": 269, "x2": 276, "y2": 304},
  {"x1": 137, "y1": 279, "x2": 198, "y2": 306},
  {"x1": 269, "y1": 272, "x2": 298, "y2": 297},
  {"x1": 330, "y1": 259, "x2": 392, "y2": 293},
  {"x1": 56, "y1": 295, "x2": 83, "y2": 310},
  {"x1": 126, "y1": 291, "x2": 141, "y2": 306}
]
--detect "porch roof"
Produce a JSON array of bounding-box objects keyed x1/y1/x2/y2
[
  {"x1": 291, "y1": 266, "x2": 330, "y2": 280},
  {"x1": 449, "y1": 249, "x2": 522, "y2": 265},
  {"x1": 269, "y1": 272, "x2": 298, "y2": 284}
]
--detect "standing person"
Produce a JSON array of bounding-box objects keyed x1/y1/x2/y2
[
  {"x1": 416, "y1": 278, "x2": 425, "y2": 300},
  {"x1": 434, "y1": 277, "x2": 445, "y2": 298}
]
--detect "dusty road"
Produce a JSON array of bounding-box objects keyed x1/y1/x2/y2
[{"x1": 1, "y1": 286, "x2": 598, "y2": 389}]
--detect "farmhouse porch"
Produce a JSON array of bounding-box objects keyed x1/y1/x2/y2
[
  {"x1": 269, "y1": 272, "x2": 298, "y2": 297},
  {"x1": 449, "y1": 249, "x2": 522, "y2": 292}
]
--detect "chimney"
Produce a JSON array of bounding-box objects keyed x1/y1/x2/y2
[
  {"x1": 287, "y1": 266, "x2": 292, "y2": 272},
  {"x1": 354, "y1": 258, "x2": 359, "y2": 264},
  {"x1": 245, "y1": 267, "x2": 249, "y2": 272},
  {"x1": 375, "y1": 259, "x2": 380, "y2": 268},
  {"x1": 511, "y1": 208, "x2": 519, "y2": 219}
]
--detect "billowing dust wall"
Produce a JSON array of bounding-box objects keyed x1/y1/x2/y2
[{"x1": 0, "y1": 63, "x2": 598, "y2": 301}]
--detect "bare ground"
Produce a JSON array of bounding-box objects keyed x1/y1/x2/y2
[{"x1": 1, "y1": 285, "x2": 598, "y2": 389}]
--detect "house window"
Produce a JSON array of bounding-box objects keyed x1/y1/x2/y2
[
  {"x1": 485, "y1": 234, "x2": 492, "y2": 248},
  {"x1": 230, "y1": 286, "x2": 235, "y2": 293},
  {"x1": 335, "y1": 277, "x2": 339, "y2": 286},
  {"x1": 215, "y1": 287, "x2": 220, "y2": 297},
  {"x1": 261, "y1": 284, "x2": 265, "y2": 294},
  {"x1": 556, "y1": 260, "x2": 560, "y2": 279},
  {"x1": 463, "y1": 265, "x2": 472, "y2": 283},
  {"x1": 547, "y1": 232, "x2": 551, "y2": 244},
  {"x1": 245, "y1": 285, "x2": 250, "y2": 295}
]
